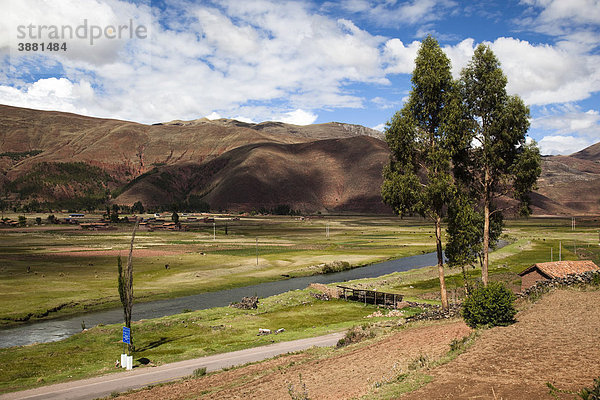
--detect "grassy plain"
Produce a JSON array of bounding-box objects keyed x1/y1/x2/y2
[
  {"x1": 0, "y1": 214, "x2": 436, "y2": 325},
  {"x1": 0, "y1": 288, "x2": 425, "y2": 394},
  {"x1": 0, "y1": 214, "x2": 599, "y2": 394}
]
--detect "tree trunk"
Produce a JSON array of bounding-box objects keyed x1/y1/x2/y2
[
  {"x1": 436, "y1": 216, "x2": 449, "y2": 310},
  {"x1": 482, "y1": 168, "x2": 490, "y2": 286}
]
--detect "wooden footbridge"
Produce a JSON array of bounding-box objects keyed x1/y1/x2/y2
[{"x1": 337, "y1": 286, "x2": 403, "y2": 308}]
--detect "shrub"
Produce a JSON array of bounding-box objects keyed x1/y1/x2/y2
[
  {"x1": 193, "y1": 367, "x2": 207, "y2": 377},
  {"x1": 578, "y1": 377, "x2": 600, "y2": 400},
  {"x1": 462, "y1": 282, "x2": 516, "y2": 328},
  {"x1": 336, "y1": 324, "x2": 375, "y2": 348}
]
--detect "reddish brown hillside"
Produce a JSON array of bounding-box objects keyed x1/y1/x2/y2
[
  {"x1": 531, "y1": 153, "x2": 600, "y2": 215},
  {"x1": 571, "y1": 141, "x2": 600, "y2": 161},
  {"x1": 0, "y1": 105, "x2": 310, "y2": 181},
  {"x1": 116, "y1": 136, "x2": 391, "y2": 213},
  {"x1": 1, "y1": 105, "x2": 599, "y2": 215}
]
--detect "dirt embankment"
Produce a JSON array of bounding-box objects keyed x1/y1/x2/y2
[
  {"x1": 402, "y1": 289, "x2": 600, "y2": 399},
  {"x1": 117, "y1": 289, "x2": 600, "y2": 400},
  {"x1": 118, "y1": 321, "x2": 471, "y2": 400}
]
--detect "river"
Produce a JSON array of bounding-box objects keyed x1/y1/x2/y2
[{"x1": 0, "y1": 251, "x2": 441, "y2": 348}]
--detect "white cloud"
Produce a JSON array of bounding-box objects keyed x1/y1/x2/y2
[
  {"x1": 382, "y1": 38, "x2": 421, "y2": 74},
  {"x1": 0, "y1": 0, "x2": 391, "y2": 123},
  {"x1": 0, "y1": 77, "x2": 93, "y2": 114},
  {"x1": 335, "y1": 0, "x2": 458, "y2": 27},
  {"x1": 538, "y1": 135, "x2": 595, "y2": 155},
  {"x1": 531, "y1": 105, "x2": 600, "y2": 154},
  {"x1": 532, "y1": 105, "x2": 600, "y2": 138},
  {"x1": 489, "y1": 37, "x2": 600, "y2": 105},
  {"x1": 522, "y1": 0, "x2": 600, "y2": 25},
  {"x1": 277, "y1": 109, "x2": 318, "y2": 125},
  {"x1": 205, "y1": 112, "x2": 221, "y2": 120},
  {"x1": 372, "y1": 123, "x2": 386, "y2": 131},
  {"x1": 441, "y1": 38, "x2": 600, "y2": 106}
]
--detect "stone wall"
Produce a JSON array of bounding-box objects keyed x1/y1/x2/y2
[{"x1": 517, "y1": 270, "x2": 600, "y2": 299}]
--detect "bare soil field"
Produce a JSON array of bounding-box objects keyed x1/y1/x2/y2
[
  {"x1": 51, "y1": 249, "x2": 187, "y2": 257},
  {"x1": 402, "y1": 289, "x2": 600, "y2": 399},
  {"x1": 117, "y1": 321, "x2": 471, "y2": 400}
]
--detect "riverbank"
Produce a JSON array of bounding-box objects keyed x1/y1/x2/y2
[
  {"x1": 0, "y1": 285, "x2": 424, "y2": 395},
  {"x1": 0, "y1": 215, "x2": 437, "y2": 327}
]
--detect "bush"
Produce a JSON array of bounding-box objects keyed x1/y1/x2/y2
[
  {"x1": 336, "y1": 324, "x2": 375, "y2": 348},
  {"x1": 193, "y1": 367, "x2": 207, "y2": 377},
  {"x1": 578, "y1": 377, "x2": 600, "y2": 400},
  {"x1": 462, "y1": 282, "x2": 516, "y2": 328}
]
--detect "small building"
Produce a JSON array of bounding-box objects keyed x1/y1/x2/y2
[{"x1": 519, "y1": 260, "x2": 599, "y2": 291}]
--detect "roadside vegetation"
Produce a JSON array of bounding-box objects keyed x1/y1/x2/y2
[{"x1": 0, "y1": 288, "x2": 423, "y2": 394}]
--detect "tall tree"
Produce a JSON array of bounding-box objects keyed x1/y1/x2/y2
[
  {"x1": 454, "y1": 44, "x2": 541, "y2": 286},
  {"x1": 117, "y1": 218, "x2": 140, "y2": 353},
  {"x1": 382, "y1": 36, "x2": 459, "y2": 311}
]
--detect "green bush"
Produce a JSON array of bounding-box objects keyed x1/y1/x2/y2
[
  {"x1": 578, "y1": 377, "x2": 600, "y2": 400},
  {"x1": 462, "y1": 282, "x2": 516, "y2": 328}
]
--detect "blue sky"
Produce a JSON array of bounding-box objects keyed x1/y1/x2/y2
[{"x1": 1, "y1": 0, "x2": 599, "y2": 155}]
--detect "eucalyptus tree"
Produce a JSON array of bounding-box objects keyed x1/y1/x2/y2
[
  {"x1": 454, "y1": 44, "x2": 541, "y2": 286},
  {"x1": 382, "y1": 36, "x2": 461, "y2": 311}
]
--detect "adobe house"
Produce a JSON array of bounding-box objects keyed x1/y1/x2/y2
[{"x1": 519, "y1": 260, "x2": 599, "y2": 291}]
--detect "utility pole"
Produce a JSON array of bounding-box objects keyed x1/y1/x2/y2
[
  {"x1": 559, "y1": 241, "x2": 562, "y2": 261},
  {"x1": 551, "y1": 247, "x2": 553, "y2": 262},
  {"x1": 213, "y1": 222, "x2": 216, "y2": 241},
  {"x1": 255, "y1": 238, "x2": 258, "y2": 266},
  {"x1": 326, "y1": 223, "x2": 330, "y2": 239}
]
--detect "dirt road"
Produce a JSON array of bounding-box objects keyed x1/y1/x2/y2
[{"x1": 0, "y1": 332, "x2": 344, "y2": 400}]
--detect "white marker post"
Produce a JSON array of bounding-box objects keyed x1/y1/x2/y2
[{"x1": 122, "y1": 326, "x2": 132, "y2": 370}]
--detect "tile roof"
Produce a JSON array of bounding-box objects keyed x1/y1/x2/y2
[{"x1": 519, "y1": 260, "x2": 599, "y2": 278}]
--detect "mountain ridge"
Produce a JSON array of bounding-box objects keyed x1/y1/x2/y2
[{"x1": 0, "y1": 104, "x2": 598, "y2": 215}]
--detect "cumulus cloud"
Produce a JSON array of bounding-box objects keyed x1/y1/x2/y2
[
  {"x1": 0, "y1": 77, "x2": 93, "y2": 114},
  {"x1": 0, "y1": 0, "x2": 392, "y2": 123},
  {"x1": 333, "y1": 0, "x2": 458, "y2": 27},
  {"x1": 530, "y1": 105, "x2": 600, "y2": 154},
  {"x1": 372, "y1": 122, "x2": 386, "y2": 131},
  {"x1": 532, "y1": 105, "x2": 600, "y2": 137},
  {"x1": 277, "y1": 109, "x2": 318, "y2": 125},
  {"x1": 538, "y1": 135, "x2": 595, "y2": 155},
  {"x1": 518, "y1": 0, "x2": 600, "y2": 46},
  {"x1": 382, "y1": 38, "x2": 421, "y2": 74},
  {"x1": 440, "y1": 38, "x2": 600, "y2": 106},
  {"x1": 489, "y1": 37, "x2": 600, "y2": 105}
]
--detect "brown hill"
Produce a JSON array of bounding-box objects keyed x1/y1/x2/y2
[
  {"x1": 0, "y1": 104, "x2": 598, "y2": 215},
  {"x1": 531, "y1": 152, "x2": 600, "y2": 215},
  {"x1": 116, "y1": 136, "x2": 390, "y2": 213},
  {"x1": 0, "y1": 105, "x2": 389, "y2": 212},
  {"x1": 571, "y1": 141, "x2": 600, "y2": 161}
]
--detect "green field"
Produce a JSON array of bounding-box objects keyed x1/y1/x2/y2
[
  {"x1": 0, "y1": 214, "x2": 599, "y2": 394},
  {"x1": 0, "y1": 214, "x2": 436, "y2": 325}
]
